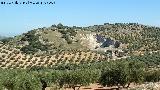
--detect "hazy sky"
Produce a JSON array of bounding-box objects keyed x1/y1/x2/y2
[{"x1": 0, "y1": 0, "x2": 160, "y2": 36}]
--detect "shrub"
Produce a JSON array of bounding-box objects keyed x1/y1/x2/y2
[
  {"x1": 0, "y1": 69, "x2": 17, "y2": 90},
  {"x1": 37, "y1": 71, "x2": 53, "y2": 90},
  {"x1": 145, "y1": 70, "x2": 160, "y2": 82},
  {"x1": 128, "y1": 60, "x2": 146, "y2": 84},
  {"x1": 14, "y1": 72, "x2": 42, "y2": 90}
]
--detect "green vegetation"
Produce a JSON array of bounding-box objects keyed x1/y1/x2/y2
[
  {"x1": 0, "y1": 37, "x2": 13, "y2": 44},
  {"x1": 20, "y1": 30, "x2": 50, "y2": 54},
  {"x1": 128, "y1": 52, "x2": 160, "y2": 67},
  {"x1": 99, "y1": 60, "x2": 145, "y2": 88},
  {"x1": 1, "y1": 57, "x2": 160, "y2": 90},
  {"x1": 0, "y1": 69, "x2": 42, "y2": 90},
  {"x1": 100, "y1": 23, "x2": 160, "y2": 52},
  {"x1": 58, "y1": 25, "x2": 77, "y2": 44},
  {"x1": 1, "y1": 23, "x2": 160, "y2": 89},
  {"x1": 3, "y1": 23, "x2": 160, "y2": 55}
]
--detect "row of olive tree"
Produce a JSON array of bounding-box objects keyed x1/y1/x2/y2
[
  {"x1": 0, "y1": 68, "x2": 100, "y2": 90},
  {"x1": 1, "y1": 59, "x2": 160, "y2": 90}
]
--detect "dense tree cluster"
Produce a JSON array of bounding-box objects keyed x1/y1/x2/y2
[
  {"x1": 20, "y1": 30, "x2": 50, "y2": 54},
  {"x1": 57, "y1": 24, "x2": 77, "y2": 44}
]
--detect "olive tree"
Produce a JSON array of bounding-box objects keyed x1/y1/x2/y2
[
  {"x1": 0, "y1": 69, "x2": 18, "y2": 90},
  {"x1": 99, "y1": 61, "x2": 130, "y2": 88},
  {"x1": 14, "y1": 72, "x2": 42, "y2": 90},
  {"x1": 127, "y1": 60, "x2": 146, "y2": 86},
  {"x1": 0, "y1": 69, "x2": 42, "y2": 90},
  {"x1": 58, "y1": 69, "x2": 100, "y2": 90}
]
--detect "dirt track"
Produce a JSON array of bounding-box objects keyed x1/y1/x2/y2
[{"x1": 46, "y1": 83, "x2": 128, "y2": 90}]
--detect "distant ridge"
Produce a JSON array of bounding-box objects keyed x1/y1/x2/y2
[{"x1": 0, "y1": 36, "x2": 6, "y2": 40}]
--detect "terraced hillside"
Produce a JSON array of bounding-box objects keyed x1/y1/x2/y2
[
  {"x1": 0, "y1": 43, "x2": 107, "y2": 69},
  {"x1": 1, "y1": 23, "x2": 160, "y2": 69}
]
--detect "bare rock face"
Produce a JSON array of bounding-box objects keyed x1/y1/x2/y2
[
  {"x1": 80, "y1": 33, "x2": 100, "y2": 50},
  {"x1": 80, "y1": 33, "x2": 121, "y2": 50}
]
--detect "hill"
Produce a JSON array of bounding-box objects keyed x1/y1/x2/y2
[
  {"x1": 0, "y1": 36, "x2": 7, "y2": 40},
  {"x1": 1, "y1": 23, "x2": 160, "y2": 69}
]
